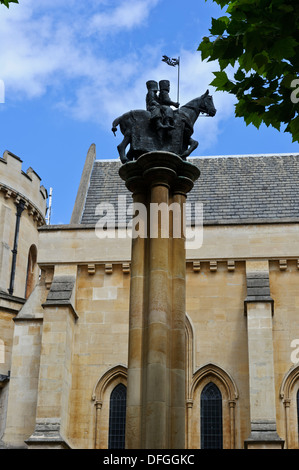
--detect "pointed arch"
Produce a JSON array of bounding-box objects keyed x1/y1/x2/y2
[
  {"x1": 187, "y1": 363, "x2": 238, "y2": 449},
  {"x1": 280, "y1": 365, "x2": 299, "y2": 448},
  {"x1": 185, "y1": 314, "x2": 195, "y2": 395},
  {"x1": 190, "y1": 363, "x2": 239, "y2": 402},
  {"x1": 92, "y1": 365, "x2": 127, "y2": 449},
  {"x1": 25, "y1": 244, "x2": 38, "y2": 299},
  {"x1": 280, "y1": 365, "x2": 299, "y2": 401},
  {"x1": 92, "y1": 364, "x2": 127, "y2": 402}
]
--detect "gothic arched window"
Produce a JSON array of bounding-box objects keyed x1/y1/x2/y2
[
  {"x1": 25, "y1": 244, "x2": 37, "y2": 299},
  {"x1": 108, "y1": 383, "x2": 127, "y2": 449},
  {"x1": 200, "y1": 382, "x2": 223, "y2": 449}
]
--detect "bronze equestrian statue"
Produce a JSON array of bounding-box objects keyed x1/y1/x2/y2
[{"x1": 112, "y1": 80, "x2": 216, "y2": 163}]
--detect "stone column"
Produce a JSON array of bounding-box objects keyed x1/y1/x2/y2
[
  {"x1": 244, "y1": 261, "x2": 284, "y2": 449},
  {"x1": 119, "y1": 151, "x2": 200, "y2": 449},
  {"x1": 125, "y1": 187, "x2": 147, "y2": 449},
  {"x1": 26, "y1": 265, "x2": 78, "y2": 449}
]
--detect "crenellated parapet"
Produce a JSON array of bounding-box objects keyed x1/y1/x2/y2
[{"x1": 0, "y1": 150, "x2": 48, "y2": 226}]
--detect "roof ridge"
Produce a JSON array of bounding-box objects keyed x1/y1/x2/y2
[{"x1": 94, "y1": 153, "x2": 299, "y2": 163}]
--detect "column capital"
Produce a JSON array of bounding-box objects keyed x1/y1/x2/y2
[
  {"x1": 119, "y1": 151, "x2": 200, "y2": 196},
  {"x1": 186, "y1": 399, "x2": 193, "y2": 409}
]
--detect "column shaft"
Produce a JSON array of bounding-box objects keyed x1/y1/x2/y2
[
  {"x1": 120, "y1": 151, "x2": 200, "y2": 449},
  {"x1": 145, "y1": 183, "x2": 170, "y2": 448},
  {"x1": 126, "y1": 190, "x2": 148, "y2": 449}
]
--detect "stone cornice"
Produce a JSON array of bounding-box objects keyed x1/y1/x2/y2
[{"x1": 0, "y1": 181, "x2": 46, "y2": 226}]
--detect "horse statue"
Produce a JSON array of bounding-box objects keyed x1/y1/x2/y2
[{"x1": 112, "y1": 90, "x2": 216, "y2": 163}]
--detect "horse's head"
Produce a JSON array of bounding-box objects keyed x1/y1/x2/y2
[{"x1": 201, "y1": 90, "x2": 217, "y2": 117}]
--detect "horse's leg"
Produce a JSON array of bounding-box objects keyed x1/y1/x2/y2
[
  {"x1": 180, "y1": 137, "x2": 198, "y2": 159},
  {"x1": 117, "y1": 132, "x2": 131, "y2": 163}
]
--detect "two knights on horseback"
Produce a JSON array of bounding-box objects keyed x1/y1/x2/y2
[
  {"x1": 146, "y1": 79, "x2": 179, "y2": 132},
  {"x1": 112, "y1": 80, "x2": 216, "y2": 164}
]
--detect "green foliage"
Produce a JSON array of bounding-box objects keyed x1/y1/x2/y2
[
  {"x1": 0, "y1": 0, "x2": 19, "y2": 7},
  {"x1": 198, "y1": 0, "x2": 299, "y2": 142}
]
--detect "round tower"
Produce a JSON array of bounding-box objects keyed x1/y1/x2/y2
[{"x1": 0, "y1": 150, "x2": 47, "y2": 439}]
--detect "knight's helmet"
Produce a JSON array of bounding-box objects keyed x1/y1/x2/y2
[
  {"x1": 146, "y1": 80, "x2": 159, "y2": 91},
  {"x1": 159, "y1": 79, "x2": 170, "y2": 91}
]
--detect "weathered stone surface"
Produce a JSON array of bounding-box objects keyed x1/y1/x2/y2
[
  {"x1": 42, "y1": 275, "x2": 78, "y2": 320},
  {"x1": 26, "y1": 419, "x2": 72, "y2": 449},
  {"x1": 121, "y1": 152, "x2": 200, "y2": 449},
  {"x1": 244, "y1": 271, "x2": 274, "y2": 314},
  {"x1": 245, "y1": 421, "x2": 284, "y2": 449}
]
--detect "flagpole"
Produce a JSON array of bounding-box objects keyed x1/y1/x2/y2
[{"x1": 161, "y1": 55, "x2": 181, "y2": 103}]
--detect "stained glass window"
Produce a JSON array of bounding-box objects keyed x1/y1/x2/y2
[
  {"x1": 108, "y1": 384, "x2": 127, "y2": 449},
  {"x1": 200, "y1": 382, "x2": 223, "y2": 449}
]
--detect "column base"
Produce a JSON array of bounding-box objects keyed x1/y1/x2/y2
[
  {"x1": 244, "y1": 421, "x2": 284, "y2": 449},
  {"x1": 25, "y1": 419, "x2": 72, "y2": 449}
]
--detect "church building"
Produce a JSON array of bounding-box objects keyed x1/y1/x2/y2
[{"x1": 1, "y1": 143, "x2": 299, "y2": 449}]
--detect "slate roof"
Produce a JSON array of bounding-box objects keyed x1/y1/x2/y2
[{"x1": 80, "y1": 154, "x2": 299, "y2": 226}]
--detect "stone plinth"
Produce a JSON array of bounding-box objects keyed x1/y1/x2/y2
[
  {"x1": 244, "y1": 261, "x2": 284, "y2": 449},
  {"x1": 119, "y1": 151, "x2": 200, "y2": 449}
]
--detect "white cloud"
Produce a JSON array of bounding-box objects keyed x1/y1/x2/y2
[
  {"x1": 89, "y1": 0, "x2": 160, "y2": 34},
  {"x1": 0, "y1": 0, "x2": 234, "y2": 153},
  {"x1": 0, "y1": 0, "x2": 161, "y2": 98}
]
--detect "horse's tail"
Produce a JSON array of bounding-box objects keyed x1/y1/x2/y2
[
  {"x1": 112, "y1": 110, "x2": 146, "y2": 136},
  {"x1": 112, "y1": 116, "x2": 121, "y2": 136}
]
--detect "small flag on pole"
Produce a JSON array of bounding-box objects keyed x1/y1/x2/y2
[
  {"x1": 162, "y1": 55, "x2": 181, "y2": 103},
  {"x1": 162, "y1": 55, "x2": 180, "y2": 67}
]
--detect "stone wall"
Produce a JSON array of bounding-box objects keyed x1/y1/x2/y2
[
  {"x1": 2, "y1": 220, "x2": 299, "y2": 448},
  {"x1": 0, "y1": 150, "x2": 47, "y2": 446},
  {"x1": 0, "y1": 150, "x2": 47, "y2": 297}
]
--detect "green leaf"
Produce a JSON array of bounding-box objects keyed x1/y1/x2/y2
[
  {"x1": 244, "y1": 112, "x2": 263, "y2": 129},
  {"x1": 210, "y1": 71, "x2": 229, "y2": 89},
  {"x1": 288, "y1": 117, "x2": 299, "y2": 143},
  {"x1": 198, "y1": 37, "x2": 214, "y2": 61},
  {"x1": 234, "y1": 69, "x2": 245, "y2": 81},
  {"x1": 198, "y1": 0, "x2": 299, "y2": 143},
  {"x1": 239, "y1": 52, "x2": 254, "y2": 72},
  {"x1": 270, "y1": 37, "x2": 298, "y2": 60},
  {"x1": 212, "y1": 0, "x2": 230, "y2": 8},
  {"x1": 253, "y1": 52, "x2": 269, "y2": 72},
  {"x1": 256, "y1": 97, "x2": 276, "y2": 107},
  {"x1": 0, "y1": 0, "x2": 18, "y2": 7},
  {"x1": 210, "y1": 16, "x2": 229, "y2": 35},
  {"x1": 278, "y1": 4, "x2": 294, "y2": 13}
]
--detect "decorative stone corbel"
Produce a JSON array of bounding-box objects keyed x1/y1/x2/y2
[
  {"x1": 122, "y1": 263, "x2": 130, "y2": 274},
  {"x1": 227, "y1": 260, "x2": 235, "y2": 272},
  {"x1": 210, "y1": 261, "x2": 217, "y2": 272},
  {"x1": 105, "y1": 264, "x2": 113, "y2": 275},
  {"x1": 192, "y1": 261, "x2": 200, "y2": 272},
  {"x1": 279, "y1": 259, "x2": 287, "y2": 271},
  {"x1": 88, "y1": 264, "x2": 96, "y2": 275}
]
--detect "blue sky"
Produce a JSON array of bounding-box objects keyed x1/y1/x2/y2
[{"x1": 0, "y1": 0, "x2": 298, "y2": 224}]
